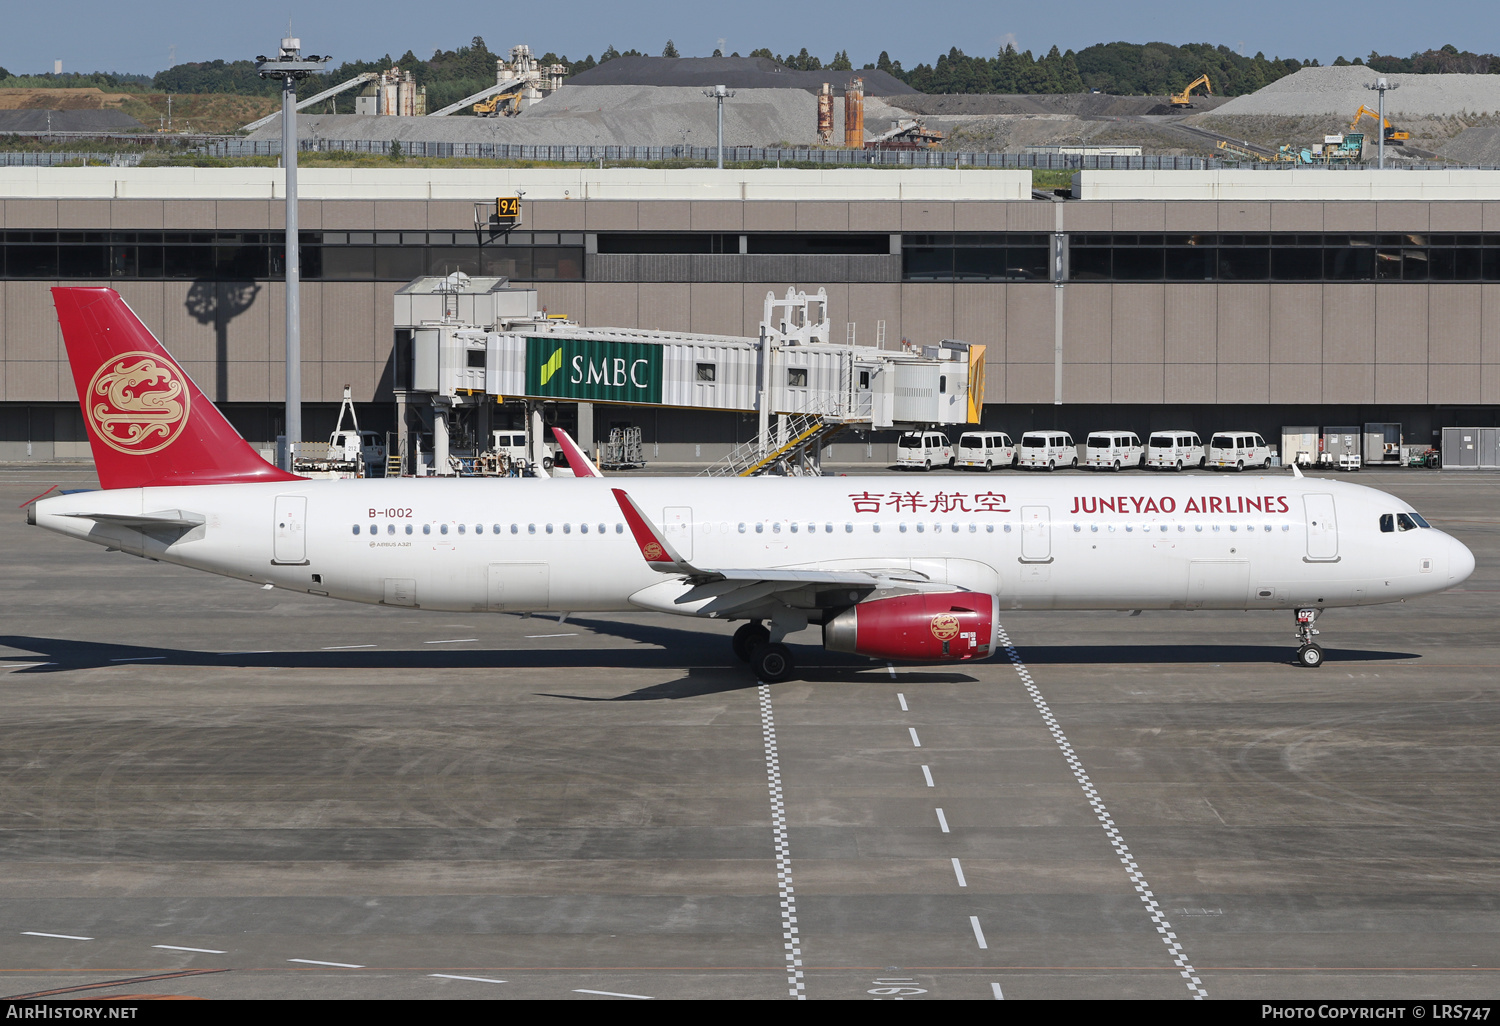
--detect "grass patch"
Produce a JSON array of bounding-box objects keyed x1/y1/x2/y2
[{"x1": 1031, "y1": 169, "x2": 1076, "y2": 191}]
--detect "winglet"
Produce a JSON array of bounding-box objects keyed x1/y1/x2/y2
[
  {"x1": 552, "y1": 427, "x2": 603, "y2": 478},
  {"x1": 611, "y1": 488, "x2": 696, "y2": 574}
]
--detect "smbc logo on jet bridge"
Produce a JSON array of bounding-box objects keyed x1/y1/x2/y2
[{"x1": 524, "y1": 338, "x2": 663, "y2": 404}]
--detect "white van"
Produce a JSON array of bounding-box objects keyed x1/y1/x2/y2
[
  {"x1": 490, "y1": 430, "x2": 556, "y2": 471},
  {"x1": 897, "y1": 431, "x2": 954, "y2": 471},
  {"x1": 955, "y1": 431, "x2": 1016, "y2": 470},
  {"x1": 1207, "y1": 431, "x2": 1271, "y2": 471},
  {"x1": 1084, "y1": 430, "x2": 1144, "y2": 470},
  {"x1": 1145, "y1": 430, "x2": 1205, "y2": 471},
  {"x1": 1018, "y1": 431, "x2": 1077, "y2": 471}
]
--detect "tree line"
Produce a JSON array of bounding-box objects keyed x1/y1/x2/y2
[{"x1": 8, "y1": 39, "x2": 1500, "y2": 103}]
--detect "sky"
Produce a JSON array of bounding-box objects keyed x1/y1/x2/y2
[{"x1": 0, "y1": 0, "x2": 1489, "y2": 77}]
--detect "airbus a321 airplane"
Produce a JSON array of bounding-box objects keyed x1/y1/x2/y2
[{"x1": 30, "y1": 287, "x2": 1475, "y2": 680}]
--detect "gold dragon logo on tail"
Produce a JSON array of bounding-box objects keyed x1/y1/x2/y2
[{"x1": 85, "y1": 352, "x2": 191, "y2": 455}]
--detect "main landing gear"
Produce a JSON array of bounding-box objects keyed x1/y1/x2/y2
[
  {"x1": 1294, "y1": 608, "x2": 1324, "y2": 668},
  {"x1": 733, "y1": 619, "x2": 795, "y2": 683}
]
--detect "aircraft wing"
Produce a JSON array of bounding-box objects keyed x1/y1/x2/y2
[
  {"x1": 611, "y1": 488, "x2": 948, "y2": 617},
  {"x1": 61, "y1": 510, "x2": 205, "y2": 529},
  {"x1": 551, "y1": 427, "x2": 603, "y2": 478}
]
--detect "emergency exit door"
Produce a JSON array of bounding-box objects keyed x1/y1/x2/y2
[
  {"x1": 1020, "y1": 505, "x2": 1051, "y2": 562},
  {"x1": 663, "y1": 506, "x2": 693, "y2": 560},
  {"x1": 272, "y1": 495, "x2": 307, "y2": 565}
]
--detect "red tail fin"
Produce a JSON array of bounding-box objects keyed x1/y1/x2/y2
[{"x1": 52, "y1": 287, "x2": 300, "y2": 490}]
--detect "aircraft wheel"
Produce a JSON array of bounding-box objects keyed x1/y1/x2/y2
[
  {"x1": 732, "y1": 622, "x2": 770, "y2": 662},
  {"x1": 752, "y1": 642, "x2": 795, "y2": 683},
  {"x1": 1296, "y1": 644, "x2": 1325, "y2": 668}
]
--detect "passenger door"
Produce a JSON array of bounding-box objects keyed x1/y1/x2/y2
[
  {"x1": 272, "y1": 495, "x2": 307, "y2": 565},
  {"x1": 1304, "y1": 494, "x2": 1340, "y2": 561}
]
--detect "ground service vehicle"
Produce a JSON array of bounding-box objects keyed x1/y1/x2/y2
[
  {"x1": 1208, "y1": 432, "x2": 1272, "y2": 471},
  {"x1": 897, "y1": 431, "x2": 954, "y2": 471},
  {"x1": 1018, "y1": 431, "x2": 1077, "y2": 471},
  {"x1": 1146, "y1": 431, "x2": 1206, "y2": 470},
  {"x1": 1084, "y1": 431, "x2": 1145, "y2": 470},
  {"x1": 31, "y1": 288, "x2": 1475, "y2": 678},
  {"x1": 955, "y1": 431, "x2": 1016, "y2": 470}
]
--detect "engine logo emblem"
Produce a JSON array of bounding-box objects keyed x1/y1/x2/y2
[
  {"x1": 643, "y1": 542, "x2": 664, "y2": 560},
  {"x1": 929, "y1": 613, "x2": 961, "y2": 642},
  {"x1": 85, "y1": 351, "x2": 191, "y2": 455}
]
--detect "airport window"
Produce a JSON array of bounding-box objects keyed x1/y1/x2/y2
[
  {"x1": 597, "y1": 233, "x2": 738, "y2": 254},
  {"x1": 696, "y1": 363, "x2": 717, "y2": 382},
  {"x1": 787, "y1": 368, "x2": 807, "y2": 387},
  {"x1": 902, "y1": 233, "x2": 1050, "y2": 282},
  {"x1": 747, "y1": 233, "x2": 890, "y2": 255},
  {"x1": 1066, "y1": 232, "x2": 1500, "y2": 283}
]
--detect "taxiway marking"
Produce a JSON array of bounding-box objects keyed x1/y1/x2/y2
[
  {"x1": 322, "y1": 644, "x2": 375, "y2": 650},
  {"x1": 430, "y1": 974, "x2": 506, "y2": 984},
  {"x1": 952, "y1": 858, "x2": 968, "y2": 887},
  {"x1": 969, "y1": 916, "x2": 988, "y2": 950},
  {"x1": 991, "y1": 981, "x2": 1005, "y2": 1000},
  {"x1": 424, "y1": 638, "x2": 478, "y2": 645},
  {"x1": 526, "y1": 633, "x2": 579, "y2": 639},
  {"x1": 22, "y1": 932, "x2": 91, "y2": 941},
  {"x1": 573, "y1": 989, "x2": 653, "y2": 999},
  {"x1": 153, "y1": 945, "x2": 227, "y2": 954},
  {"x1": 287, "y1": 958, "x2": 364, "y2": 968},
  {"x1": 995, "y1": 621, "x2": 1208, "y2": 1001},
  {"x1": 758, "y1": 682, "x2": 806, "y2": 1001},
  {"x1": 897, "y1": 692, "x2": 908, "y2": 711},
  {"x1": 909, "y1": 727, "x2": 921, "y2": 747},
  {"x1": 921, "y1": 765, "x2": 934, "y2": 787},
  {"x1": 936, "y1": 808, "x2": 950, "y2": 833}
]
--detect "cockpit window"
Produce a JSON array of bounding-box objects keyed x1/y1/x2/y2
[
  {"x1": 1397, "y1": 513, "x2": 1422, "y2": 532},
  {"x1": 1379, "y1": 514, "x2": 1395, "y2": 533},
  {"x1": 1408, "y1": 512, "x2": 1431, "y2": 529}
]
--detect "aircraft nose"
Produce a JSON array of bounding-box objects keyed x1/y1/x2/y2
[{"x1": 1450, "y1": 534, "x2": 1476, "y2": 585}]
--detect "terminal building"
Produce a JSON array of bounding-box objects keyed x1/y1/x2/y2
[{"x1": 1, "y1": 165, "x2": 1499, "y2": 464}]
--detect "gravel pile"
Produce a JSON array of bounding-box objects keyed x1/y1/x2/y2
[
  {"x1": 568, "y1": 55, "x2": 913, "y2": 95},
  {"x1": 1214, "y1": 66, "x2": 1500, "y2": 117},
  {"x1": 1438, "y1": 126, "x2": 1500, "y2": 165},
  {"x1": 252, "y1": 86, "x2": 844, "y2": 147},
  {"x1": 886, "y1": 92, "x2": 1230, "y2": 117},
  {"x1": 0, "y1": 109, "x2": 142, "y2": 132}
]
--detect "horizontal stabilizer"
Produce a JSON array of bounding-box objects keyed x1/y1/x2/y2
[{"x1": 62, "y1": 509, "x2": 205, "y2": 529}]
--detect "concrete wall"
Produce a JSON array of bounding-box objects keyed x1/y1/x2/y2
[{"x1": 4, "y1": 188, "x2": 1500, "y2": 416}]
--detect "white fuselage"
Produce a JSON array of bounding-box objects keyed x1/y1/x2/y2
[{"x1": 33, "y1": 475, "x2": 1472, "y2": 616}]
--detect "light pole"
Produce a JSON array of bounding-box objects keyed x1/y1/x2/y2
[
  {"x1": 703, "y1": 84, "x2": 734, "y2": 168},
  {"x1": 1364, "y1": 76, "x2": 1399, "y2": 170},
  {"x1": 257, "y1": 37, "x2": 328, "y2": 470}
]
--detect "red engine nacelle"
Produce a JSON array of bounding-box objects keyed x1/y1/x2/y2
[{"x1": 823, "y1": 592, "x2": 997, "y2": 662}]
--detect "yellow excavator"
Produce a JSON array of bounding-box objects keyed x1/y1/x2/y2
[
  {"x1": 1170, "y1": 74, "x2": 1212, "y2": 108},
  {"x1": 1350, "y1": 104, "x2": 1410, "y2": 142}
]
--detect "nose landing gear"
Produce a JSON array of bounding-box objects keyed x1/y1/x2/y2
[{"x1": 1294, "y1": 608, "x2": 1324, "y2": 667}]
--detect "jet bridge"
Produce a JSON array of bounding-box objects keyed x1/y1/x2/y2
[{"x1": 391, "y1": 273, "x2": 983, "y2": 476}]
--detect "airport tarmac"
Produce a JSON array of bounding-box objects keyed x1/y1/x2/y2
[{"x1": 0, "y1": 463, "x2": 1497, "y2": 1001}]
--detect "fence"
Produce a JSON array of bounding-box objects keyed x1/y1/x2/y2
[{"x1": 4, "y1": 140, "x2": 1498, "y2": 172}]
